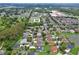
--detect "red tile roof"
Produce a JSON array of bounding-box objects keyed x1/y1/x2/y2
[{"x1": 51, "y1": 46, "x2": 58, "y2": 53}]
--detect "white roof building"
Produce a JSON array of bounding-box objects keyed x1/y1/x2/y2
[
  {"x1": 65, "y1": 48, "x2": 71, "y2": 53},
  {"x1": 50, "y1": 10, "x2": 66, "y2": 17},
  {"x1": 29, "y1": 17, "x2": 40, "y2": 23},
  {"x1": 29, "y1": 46, "x2": 36, "y2": 49},
  {"x1": 20, "y1": 38, "x2": 27, "y2": 45}
]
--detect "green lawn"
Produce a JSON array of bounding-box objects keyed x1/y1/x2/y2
[
  {"x1": 70, "y1": 47, "x2": 79, "y2": 55},
  {"x1": 62, "y1": 32, "x2": 74, "y2": 38},
  {"x1": 38, "y1": 41, "x2": 51, "y2": 55}
]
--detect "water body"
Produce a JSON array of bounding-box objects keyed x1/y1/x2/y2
[{"x1": 69, "y1": 34, "x2": 79, "y2": 47}]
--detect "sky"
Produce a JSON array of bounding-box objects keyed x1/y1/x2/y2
[{"x1": 0, "y1": 0, "x2": 79, "y2": 3}]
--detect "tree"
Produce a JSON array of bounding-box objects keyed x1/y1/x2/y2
[{"x1": 60, "y1": 42, "x2": 67, "y2": 50}]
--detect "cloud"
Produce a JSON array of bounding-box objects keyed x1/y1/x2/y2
[{"x1": 0, "y1": 0, "x2": 79, "y2": 3}]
